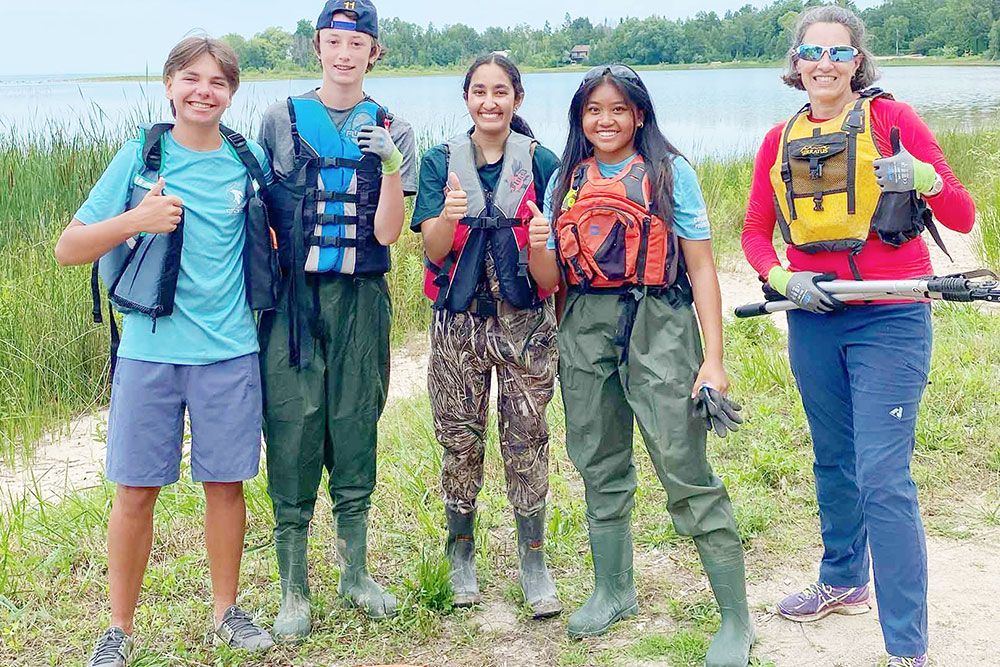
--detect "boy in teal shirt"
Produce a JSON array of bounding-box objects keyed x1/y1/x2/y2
[{"x1": 56, "y1": 37, "x2": 274, "y2": 666}]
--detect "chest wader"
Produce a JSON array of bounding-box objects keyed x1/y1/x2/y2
[
  {"x1": 261, "y1": 96, "x2": 396, "y2": 638},
  {"x1": 770, "y1": 88, "x2": 950, "y2": 279},
  {"x1": 424, "y1": 131, "x2": 561, "y2": 617},
  {"x1": 558, "y1": 184, "x2": 754, "y2": 664}
]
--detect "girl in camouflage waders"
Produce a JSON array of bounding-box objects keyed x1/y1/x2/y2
[
  {"x1": 412, "y1": 54, "x2": 562, "y2": 617},
  {"x1": 532, "y1": 65, "x2": 754, "y2": 666}
]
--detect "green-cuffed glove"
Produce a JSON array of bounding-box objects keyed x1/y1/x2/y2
[
  {"x1": 767, "y1": 266, "x2": 844, "y2": 314},
  {"x1": 872, "y1": 126, "x2": 938, "y2": 195},
  {"x1": 358, "y1": 125, "x2": 403, "y2": 175}
]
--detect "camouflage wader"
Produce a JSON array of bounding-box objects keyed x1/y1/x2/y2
[{"x1": 428, "y1": 290, "x2": 557, "y2": 516}]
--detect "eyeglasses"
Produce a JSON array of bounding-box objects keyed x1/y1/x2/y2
[
  {"x1": 582, "y1": 64, "x2": 641, "y2": 83},
  {"x1": 795, "y1": 44, "x2": 859, "y2": 63}
]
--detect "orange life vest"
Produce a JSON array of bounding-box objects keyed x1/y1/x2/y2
[{"x1": 555, "y1": 155, "x2": 678, "y2": 290}]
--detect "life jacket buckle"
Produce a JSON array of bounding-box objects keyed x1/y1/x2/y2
[
  {"x1": 813, "y1": 193, "x2": 824, "y2": 211},
  {"x1": 471, "y1": 295, "x2": 497, "y2": 318},
  {"x1": 809, "y1": 158, "x2": 823, "y2": 179}
]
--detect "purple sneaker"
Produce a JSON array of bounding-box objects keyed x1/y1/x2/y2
[
  {"x1": 776, "y1": 582, "x2": 871, "y2": 622},
  {"x1": 887, "y1": 656, "x2": 927, "y2": 667}
]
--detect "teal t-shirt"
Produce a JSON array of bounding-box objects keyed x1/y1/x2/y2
[
  {"x1": 76, "y1": 130, "x2": 272, "y2": 365},
  {"x1": 544, "y1": 153, "x2": 711, "y2": 249}
]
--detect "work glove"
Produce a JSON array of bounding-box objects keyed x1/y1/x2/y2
[
  {"x1": 768, "y1": 266, "x2": 844, "y2": 314},
  {"x1": 694, "y1": 385, "x2": 744, "y2": 438},
  {"x1": 358, "y1": 125, "x2": 403, "y2": 174},
  {"x1": 872, "y1": 127, "x2": 938, "y2": 195}
]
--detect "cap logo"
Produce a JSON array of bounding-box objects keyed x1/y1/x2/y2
[{"x1": 343, "y1": 0, "x2": 356, "y2": 7}]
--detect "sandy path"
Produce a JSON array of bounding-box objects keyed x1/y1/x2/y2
[{"x1": 749, "y1": 532, "x2": 1000, "y2": 666}]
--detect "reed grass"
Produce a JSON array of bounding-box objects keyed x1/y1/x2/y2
[{"x1": 2, "y1": 120, "x2": 1000, "y2": 462}]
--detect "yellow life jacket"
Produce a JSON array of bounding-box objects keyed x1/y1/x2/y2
[{"x1": 769, "y1": 88, "x2": 946, "y2": 277}]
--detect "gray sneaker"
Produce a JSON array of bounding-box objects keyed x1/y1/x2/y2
[
  {"x1": 214, "y1": 605, "x2": 275, "y2": 652},
  {"x1": 86, "y1": 627, "x2": 133, "y2": 667}
]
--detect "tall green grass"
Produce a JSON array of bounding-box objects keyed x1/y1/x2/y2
[
  {"x1": 3, "y1": 121, "x2": 1000, "y2": 461},
  {"x1": 934, "y1": 125, "x2": 1000, "y2": 270}
]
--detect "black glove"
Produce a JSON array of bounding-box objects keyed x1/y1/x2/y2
[{"x1": 694, "y1": 386, "x2": 744, "y2": 438}]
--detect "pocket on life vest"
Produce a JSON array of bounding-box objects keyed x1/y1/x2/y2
[
  {"x1": 573, "y1": 206, "x2": 641, "y2": 283},
  {"x1": 639, "y1": 216, "x2": 668, "y2": 283},
  {"x1": 787, "y1": 133, "x2": 849, "y2": 193}
]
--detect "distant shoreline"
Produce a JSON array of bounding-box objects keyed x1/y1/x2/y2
[{"x1": 75, "y1": 55, "x2": 997, "y2": 83}]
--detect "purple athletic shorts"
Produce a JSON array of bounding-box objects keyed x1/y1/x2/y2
[{"x1": 105, "y1": 354, "x2": 263, "y2": 487}]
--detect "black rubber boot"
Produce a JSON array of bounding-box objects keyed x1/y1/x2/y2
[
  {"x1": 335, "y1": 513, "x2": 398, "y2": 619},
  {"x1": 445, "y1": 506, "x2": 481, "y2": 607},
  {"x1": 514, "y1": 507, "x2": 562, "y2": 618},
  {"x1": 273, "y1": 529, "x2": 311, "y2": 640},
  {"x1": 694, "y1": 531, "x2": 755, "y2": 667},
  {"x1": 567, "y1": 517, "x2": 639, "y2": 638}
]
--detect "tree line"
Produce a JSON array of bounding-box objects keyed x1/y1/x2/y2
[{"x1": 220, "y1": 0, "x2": 1000, "y2": 72}]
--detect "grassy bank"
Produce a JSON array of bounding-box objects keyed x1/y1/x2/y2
[
  {"x1": 0, "y1": 306, "x2": 997, "y2": 665},
  {"x1": 2, "y1": 123, "x2": 1000, "y2": 465}
]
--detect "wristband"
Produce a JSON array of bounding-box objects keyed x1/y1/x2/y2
[
  {"x1": 912, "y1": 159, "x2": 937, "y2": 195},
  {"x1": 767, "y1": 265, "x2": 792, "y2": 296},
  {"x1": 381, "y1": 147, "x2": 403, "y2": 176}
]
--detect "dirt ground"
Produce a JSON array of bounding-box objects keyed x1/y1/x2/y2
[{"x1": 1, "y1": 227, "x2": 995, "y2": 665}]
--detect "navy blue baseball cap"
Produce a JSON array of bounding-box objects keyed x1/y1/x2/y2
[{"x1": 316, "y1": 0, "x2": 379, "y2": 39}]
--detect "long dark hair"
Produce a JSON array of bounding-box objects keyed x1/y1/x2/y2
[
  {"x1": 553, "y1": 69, "x2": 682, "y2": 225},
  {"x1": 462, "y1": 53, "x2": 534, "y2": 138}
]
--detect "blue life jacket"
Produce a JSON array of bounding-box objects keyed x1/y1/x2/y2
[
  {"x1": 269, "y1": 96, "x2": 389, "y2": 276},
  {"x1": 267, "y1": 95, "x2": 390, "y2": 368}
]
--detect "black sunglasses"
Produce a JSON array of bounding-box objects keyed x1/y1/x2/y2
[{"x1": 581, "y1": 64, "x2": 641, "y2": 84}]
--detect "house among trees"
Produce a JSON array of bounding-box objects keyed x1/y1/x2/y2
[{"x1": 569, "y1": 44, "x2": 591, "y2": 63}]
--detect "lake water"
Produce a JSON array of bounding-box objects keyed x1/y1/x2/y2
[{"x1": 2, "y1": 66, "x2": 999, "y2": 159}]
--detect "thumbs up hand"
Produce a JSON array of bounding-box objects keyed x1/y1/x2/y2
[
  {"x1": 130, "y1": 177, "x2": 183, "y2": 234},
  {"x1": 872, "y1": 127, "x2": 937, "y2": 195},
  {"x1": 526, "y1": 200, "x2": 551, "y2": 251},
  {"x1": 442, "y1": 171, "x2": 468, "y2": 224}
]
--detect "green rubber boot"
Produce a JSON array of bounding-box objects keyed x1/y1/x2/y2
[
  {"x1": 567, "y1": 517, "x2": 639, "y2": 638},
  {"x1": 695, "y1": 533, "x2": 756, "y2": 667},
  {"x1": 445, "y1": 507, "x2": 481, "y2": 607},
  {"x1": 514, "y1": 508, "x2": 562, "y2": 619},
  {"x1": 273, "y1": 529, "x2": 312, "y2": 640},
  {"x1": 335, "y1": 513, "x2": 398, "y2": 619}
]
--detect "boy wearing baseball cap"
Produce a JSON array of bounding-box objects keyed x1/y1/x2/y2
[{"x1": 257, "y1": 0, "x2": 417, "y2": 640}]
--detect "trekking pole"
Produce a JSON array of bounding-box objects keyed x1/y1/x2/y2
[{"x1": 734, "y1": 270, "x2": 1000, "y2": 318}]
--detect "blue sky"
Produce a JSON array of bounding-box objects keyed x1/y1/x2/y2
[{"x1": 2, "y1": 0, "x2": 880, "y2": 75}]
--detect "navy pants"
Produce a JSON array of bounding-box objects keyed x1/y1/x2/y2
[{"x1": 787, "y1": 303, "x2": 931, "y2": 657}]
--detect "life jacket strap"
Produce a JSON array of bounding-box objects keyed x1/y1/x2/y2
[
  {"x1": 314, "y1": 213, "x2": 360, "y2": 225},
  {"x1": 430, "y1": 252, "x2": 457, "y2": 309},
  {"x1": 308, "y1": 236, "x2": 359, "y2": 248},
  {"x1": 460, "y1": 215, "x2": 520, "y2": 230},
  {"x1": 305, "y1": 189, "x2": 378, "y2": 205},
  {"x1": 317, "y1": 156, "x2": 376, "y2": 172}
]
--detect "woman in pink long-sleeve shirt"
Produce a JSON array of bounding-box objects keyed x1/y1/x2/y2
[{"x1": 740, "y1": 7, "x2": 974, "y2": 667}]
